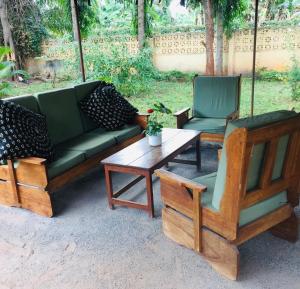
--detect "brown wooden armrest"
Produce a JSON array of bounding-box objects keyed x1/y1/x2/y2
[
  {"x1": 135, "y1": 113, "x2": 150, "y2": 130},
  {"x1": 18, "y1": 157, "x2": 47, "y2": 165},
  {"x1": 155, "y1": 169, "x2": 207, "y2": 192},
  {"x1": 173, "y1": 107, "x2": 191, "y2": 129},
  {"x1": 155, "y1": 168, "x2": 206, "y2": 252}
]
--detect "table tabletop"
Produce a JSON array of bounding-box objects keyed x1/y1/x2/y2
[{"x1": 101, "y1": 128, "x2": 200, "y2": 170}]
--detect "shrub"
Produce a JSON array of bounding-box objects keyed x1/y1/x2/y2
[
  {"x1": 256, "y1": 67, "x2": 288, "y2": 82},
  {"x1": 289, "y1": 57, "x2": 300, "y2": 101}
]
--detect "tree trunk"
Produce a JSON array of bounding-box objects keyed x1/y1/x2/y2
[
  {"x1": 202, "y1": 0, "x2": 214, "y2": 75},
  {"x1": 71, "y1": 0, "x2": 79, "y2": 41},
  {"x1": 0, "y1": 0, "x2": 17, "y2": 66},
  {"x1": 137, "y1": 0, "x2": 145, "y2": 50},
  {"x1": 216, "y1": 10, "x2": 223, "y2": 75}
]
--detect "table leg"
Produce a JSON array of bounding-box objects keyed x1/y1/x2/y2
[
  {"x1": 196, "y1": 139, "x2": 201, "y2": 171},
  {"x1": 104, "y1": 166, "x2": 114, "y2": 209},
  {"x1": 145, "y1": 172, "x2": 154, "y2": 218}
]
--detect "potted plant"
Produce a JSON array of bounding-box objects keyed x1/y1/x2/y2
[{"x1": 145, "y1": 102, "x2": 171, "y2": 146}]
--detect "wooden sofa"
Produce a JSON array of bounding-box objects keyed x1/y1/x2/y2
[
  {"x1": 0, "y1": 81, "x2": 148, "y2": 217},
  {"x1": 156, "y1": 110, "x2": 300, "y2": 280}
]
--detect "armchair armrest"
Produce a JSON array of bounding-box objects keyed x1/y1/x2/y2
[
  {"x1": 226, "y1": 111, "x2": 239, "y2": 125},
  {"x1": 134, "y1": 113, "x2": 150, "y2": 130},
  {"x1": 155, "y1": 169, "x2": 206, "y2": 253},
  {"x1": 18, "y1": 157, "x2": 47, "y2": 165},
  {"x1": 173, "y1": 107, "x2": 191, "y2": 129}
]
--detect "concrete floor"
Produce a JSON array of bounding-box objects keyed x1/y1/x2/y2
[{"x1": 0, "y1": 147, "x2": 299, "y2": 289}]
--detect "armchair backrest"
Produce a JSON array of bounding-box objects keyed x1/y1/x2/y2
[
  {"x1": 212, "y1": 110, "x2": 300, "y2": 229},
  {"x1": 193, "y1": 75, "x2": 241, "y2": 118}
]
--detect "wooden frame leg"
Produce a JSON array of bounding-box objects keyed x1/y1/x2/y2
[
  {"x1": 270, "y1": 212, "x2": 299, "y2": 243},
  {"x1": 196, "y1": 139, "x2": 201, "y2": 171},
  {"x1": 162, "y1": 207, "x2": 239, "y2": 280},
  {"x1": 104, "y1": 167, "x2": 114, "y2": 209},
  {"x1": 145, "y1": 172, "x2": 154, "y2": 218}
]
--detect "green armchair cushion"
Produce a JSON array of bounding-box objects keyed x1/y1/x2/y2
[
  {"x1": 36, "y1": 88, "x2": 84, "y2": 145},
  {"x1": 47, "y1": 150, "x2": 86, "y2": 179},
  {"x1": 56, "y1": 132, "x2": 116, "y2": 158},
  {"x1": 74, "y1": 80, "x2": 101, "y2": 132},
  {"x1": 183, "y1": 118, "x2": 226, "y2": 134},
  {"x1": 91, "y1": 124, "x2": 141, "y2": 144},
  {"x1": 193, "y1": 76, "x2": 240, "y2": 118},
  {"x1": 212, "y1": 110, "x2": 298, "y2": 211},
  {"x1": 193, "y1": 173, "x2": 287, "y2": 226},
  {"x1": 5, "y1": 95, "x2": 40, "y2": 113}
]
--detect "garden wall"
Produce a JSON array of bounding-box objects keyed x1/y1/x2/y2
[{"x1": 29, "y1": 26, "x2": 300, "y2": 75}]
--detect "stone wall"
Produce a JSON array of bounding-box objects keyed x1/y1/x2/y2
[{"x1": 30, "y1": 26, "x2": 300, "y2": 75}]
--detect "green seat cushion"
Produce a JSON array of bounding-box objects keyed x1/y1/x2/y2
[
  {"x1": 36, "y1": 88, "x2": 84, "y2": 145},
  {"x1": 56, "y1": 132, "x2": 117, "y2": 158},
  {"x1": 5, "y1": 95, "x2": 40, "y2": 112},
  {"x1": 91, "y1": 124, "x2": 141, "y2": 143},
  {"x1": 74, "y1": 80, "x2": 101, "y2": 132},
  {"x1": 193, "y1": 76, "x2": 240, "y2": 118},
  {"x1": 193, "y1": 172, "x2": 288, "y2": 226},
  {"x1": 213, "y1": 110, "x2": 298, "y2": 211},
  {"x1": 47, "y1": 150, "x2": 86, "y2": 179},
  {"x1": 183, "y1": 118, "x2": 226, "y2": 134}
]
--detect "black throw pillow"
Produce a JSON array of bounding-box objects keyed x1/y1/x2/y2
[
  {"x1": 0, "y1": 100, "x2": 54, "y2": 161},
  {"x1": 80, "y1": 82, "x2": 138, "y2": 130}
]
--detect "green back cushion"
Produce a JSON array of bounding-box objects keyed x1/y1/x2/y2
[
  {"x1": 193, "y1": 76, "x2": 240, "y2": 118},
  {"x1": 5, "y1": 95, "x2": 40, "y2": 113},
  {"x1": 212, "y1": 110, "x2": 298, "y2": 210},
  {"x1": 36, "y1": 88, "x2": 84, "y2": 145},
  {"x1": 73, "y1": 80, "x2": 101, "y2": 132}
]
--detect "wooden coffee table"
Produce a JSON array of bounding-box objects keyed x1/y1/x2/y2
[{"x1": 101, "y1": 128, "x2": 201, "y2": 217}]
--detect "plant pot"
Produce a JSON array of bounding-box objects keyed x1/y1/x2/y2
[{"x1": 147, "y1": 133, "x2": 162, "y2": 146}]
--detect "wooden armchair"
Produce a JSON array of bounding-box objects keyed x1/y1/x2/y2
[
  {"x1": 156, "y1": 110, "x2": 300, "y2": 280},
  {"x1": 175, "y1": 75, "x2": 241, "y2": 143}
]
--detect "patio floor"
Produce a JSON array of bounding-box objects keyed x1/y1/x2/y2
[{"x1": 0, "y1": 147, "x2": 299, "y2": 289}]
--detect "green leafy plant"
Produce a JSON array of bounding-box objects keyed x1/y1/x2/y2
[
  {"x1": 256, "y1": 67, "x2": 288, "y2": 81},
  {"x1": 0, "y1": 46, "x2": 28, "y2": 97},
  {"x1": 145, "y1": 102, "x2": 172, "y2": 136},
  {"x1": 289, "y1": 57, "x2": 300, "y2": 101}
]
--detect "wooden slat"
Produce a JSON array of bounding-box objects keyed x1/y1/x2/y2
[
  {"x1": 193, "y1": 189, "x2": 202, "y2": 252},
  {"x1": 259, "y1": 138, "x2": 279, "y2": 189},
  {"x1": 7, "y1": 160, "x2": 20, "y2": 207},
  {"x1": 233, "y1": 204, "x2": 292, "y2": 245},
  {"x1": 113, "y1": 175, "x2": 144, "y2": 198}
]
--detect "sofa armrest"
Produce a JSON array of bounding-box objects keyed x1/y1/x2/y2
[
  {"x1": 18, "y1": 157, "x2": 47, "y2": 165},
  {"x1": 134, "y1": 113, "x2": 150, "y2": 130},
  {"x1": 173, "y1": 107, "x2": 191, "y2": 129}
]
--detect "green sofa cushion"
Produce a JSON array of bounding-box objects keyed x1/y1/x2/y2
[
  {"x1": 74, "y1": 80, "x2": 101, "y2": 132},
  {"x1": 5, "y1": 95, "x2": 40, "y2": 113},
  {"x1": 91, "y1": 124, "x2": 141, "y2": 143},
  {"x1": 183, "y1": 118, "x2": 226, "y2": 134},
  {"x1": 212, "y1": 110, "x2": 298, "y2": 211},
  {"x1": 193, "y1": 76, "x2": 240, "y2": 118},
  {"x1": 47, "y1": 150, "x2": 86, "y2": 179},
  {"x1": 56, "y1": 132, "x2": 117, "y2": 158},
  {"x1": 36, "y1": 88, "x2": 84, "y2": 145},
  {"x1": 193, "y1": 172, "x2": 288, "y2": 226}
]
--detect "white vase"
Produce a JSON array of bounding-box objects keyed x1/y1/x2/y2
[{"x1": 147, "y1": 132, "x2": 162, "y2": 146}]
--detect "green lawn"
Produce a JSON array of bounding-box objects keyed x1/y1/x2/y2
[{"x1": 7, "y1": 78, "x2": 299, "y2": 128}]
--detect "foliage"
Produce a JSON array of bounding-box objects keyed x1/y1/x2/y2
[
  {"x1": 0, "y1": 46, "x2": 27, "y2": 97},
  {"x1": 145, "y1": 102, "x2": 172, "y2": 136},
  {"x1": 288, "y1": 57, "x2": 300, "y2": 101},
  {"x1": 37, "y1": 0, "x2": 99, "y2": 38},
  {"x1": 51, "y1": 39, "x2": 161, "y2": 96},
  {"x1": 3, "y1": 0, "x2": 47, "y2": 68},
  {"x1": 256, "y1": 67, "x2": 288, "y2": 82}
]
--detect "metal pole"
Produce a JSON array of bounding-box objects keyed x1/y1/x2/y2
[
  {"x1": 72, "y1": 0, "x2": 86, "y2": 82},
  {"x1": 250, "y1": 0, "x2": 259, "y2": 116}
]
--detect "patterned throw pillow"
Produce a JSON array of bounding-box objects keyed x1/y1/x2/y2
[
  {"x1": 0, "y1": 100, "x2": 54, "y2": 161},
  {"x1": 80, "y1": 82, "x2": 138, "y2": 130}
]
